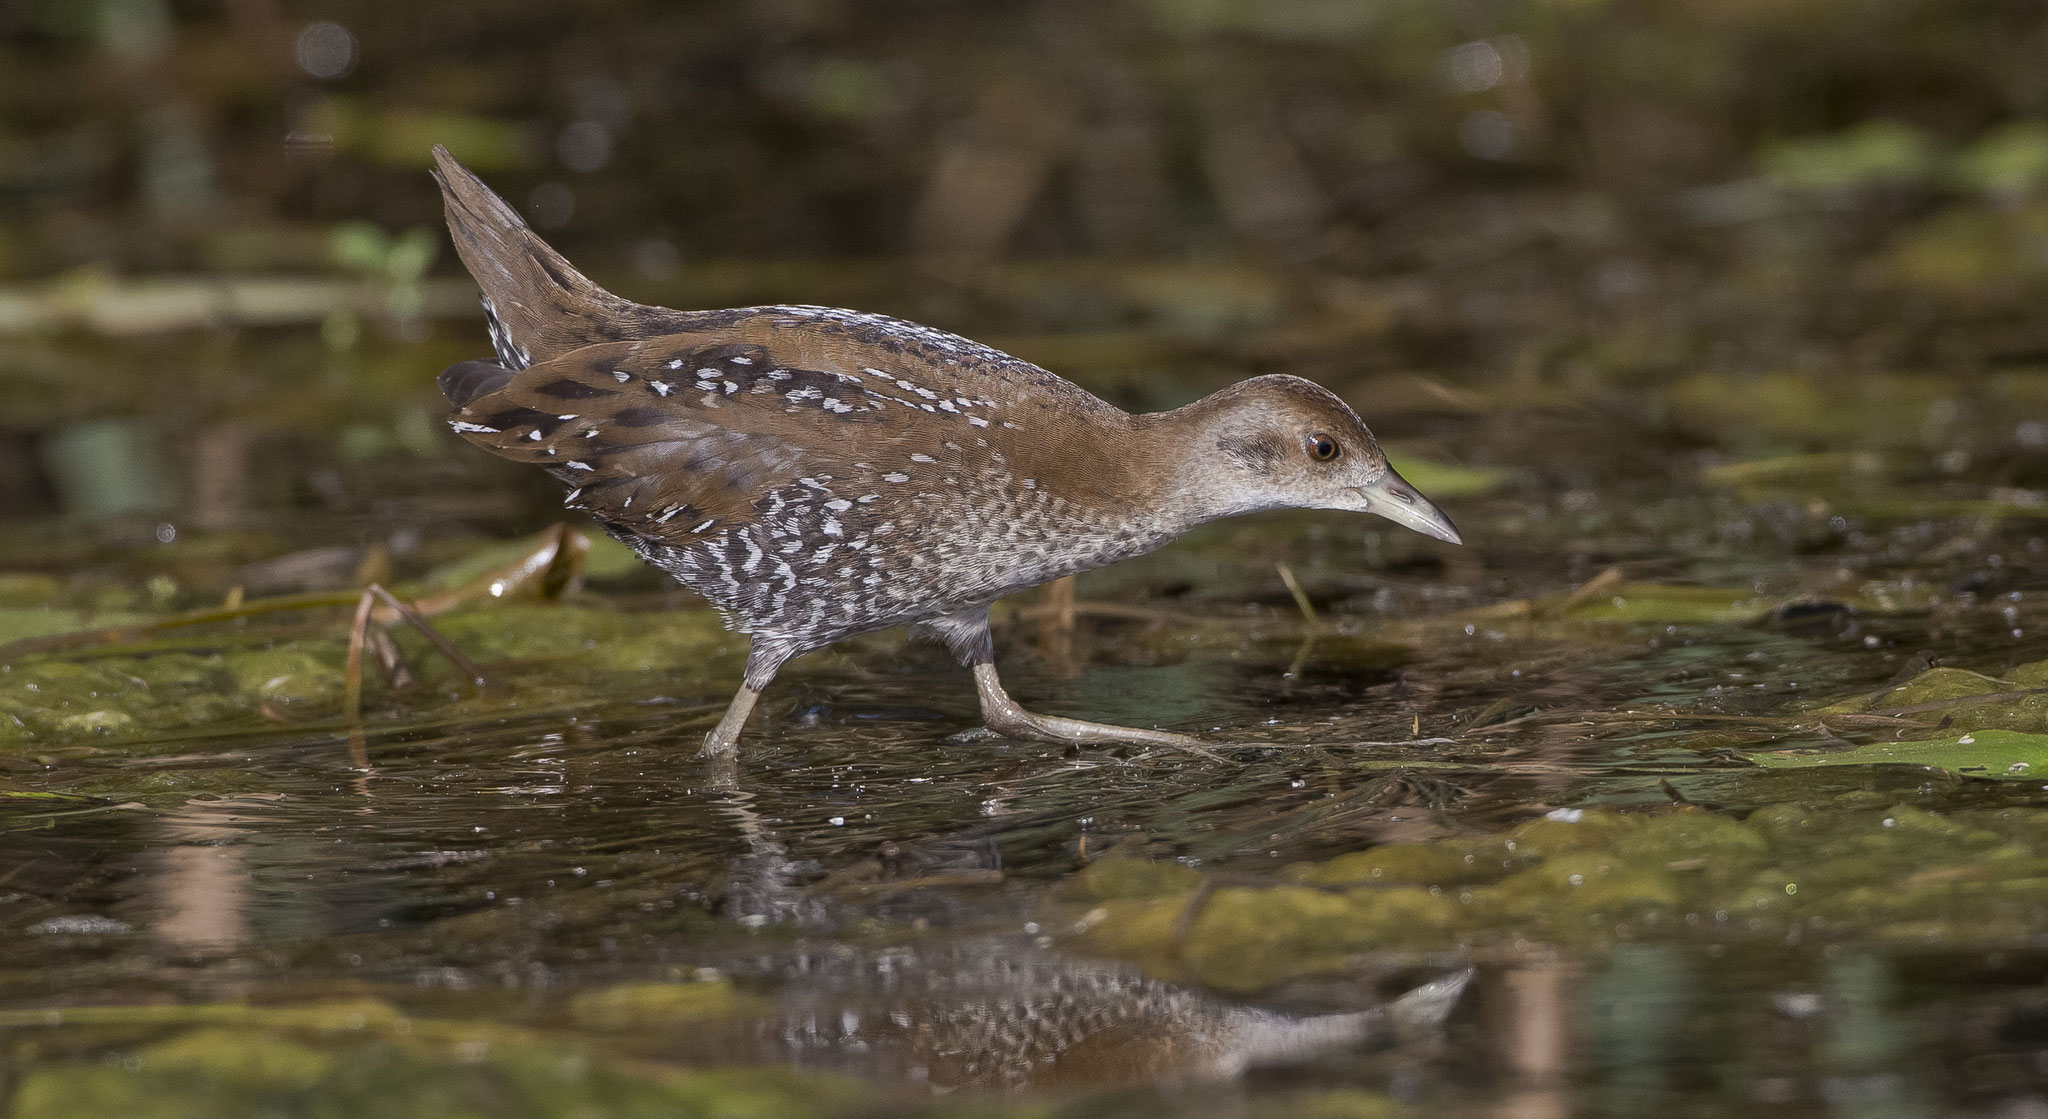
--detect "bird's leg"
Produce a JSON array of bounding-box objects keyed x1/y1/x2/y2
[
  {"x1": 918, "y1": 608, "x2": 1213, "y2": 752},
  {"x1": 701, "y1": 639, "x2": 796, "y2": 758},
  {"x1": 701, "y1": 686, "x2": 761, "y2": 758},
  {"x1": 971, "y1": 661, "x2": 1214, "y2": 751}
]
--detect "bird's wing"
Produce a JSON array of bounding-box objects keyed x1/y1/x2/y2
[{"x1": 443, "y1": 318, "x2": 1118, "y2": 543}]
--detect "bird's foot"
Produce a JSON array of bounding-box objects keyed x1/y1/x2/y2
[
  {"x1": 971, "y1": 663, "x2": 1223, "y2": 761},
  {"x1": 982, "y1": 706, "x2": 1202, "y2": 749},
  {"x1": 979, "y1": 709, "x2": 1228, "y2": 762}
]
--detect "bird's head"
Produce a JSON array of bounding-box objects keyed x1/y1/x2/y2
[{"x1": 1162, "y1": 374, "x2": 1462, "y2": 544}]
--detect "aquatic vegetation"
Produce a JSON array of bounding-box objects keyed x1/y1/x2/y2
[{"x1": 1060, "y1": 800, "x2": 2048, "y2": 992}]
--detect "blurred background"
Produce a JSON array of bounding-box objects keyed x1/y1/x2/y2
[
  {"x1": 6, "y1": 0, "x2": 2047, "y2": 535},
  {"x1": 13, "y1": 6, "x2": 2048, "y2": 1115}
]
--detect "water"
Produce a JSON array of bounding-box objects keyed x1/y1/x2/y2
[{"x1": 5, "y1": 349, "x2": 2048, "y2": 1115}]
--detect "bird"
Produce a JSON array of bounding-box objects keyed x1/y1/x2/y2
[{"x1": 427, "y1": 145, "x2": 1461, "y2": 757}]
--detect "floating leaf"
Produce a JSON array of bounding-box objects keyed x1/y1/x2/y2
[{"x1": 1746, "y1": 730, "x2": 2048, "y2": 780}]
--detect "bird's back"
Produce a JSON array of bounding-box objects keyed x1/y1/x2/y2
[{"x1": 430, "y1": 148, "x2": 1162, "y2": 646}]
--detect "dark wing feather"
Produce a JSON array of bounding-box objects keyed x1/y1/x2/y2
[
  {"x1": 438, "y1": 359, "x2": 515, "y2": 407},
  {"x1": 444, "y1": 311, "x2": 1132, "y2": 550},
  {"x1": 445, "y1": 333, "x2": 910, "y2": 541}
]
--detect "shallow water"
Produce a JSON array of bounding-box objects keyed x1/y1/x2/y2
[{"x1": 5, "y1": 340, "x2": 2048, "y2": 1116}]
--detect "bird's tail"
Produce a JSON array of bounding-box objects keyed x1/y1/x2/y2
[{"x1": 430, "y1": 144, "x2": 639, "y2": 369}]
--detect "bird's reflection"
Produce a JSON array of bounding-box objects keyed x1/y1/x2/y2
[
  {"x1": 695, "y1": 758, "x2": 1467, "y2": 1093},
  {"x1": 726, "y1": 940, "x2": 1470, "y2": 1094}
]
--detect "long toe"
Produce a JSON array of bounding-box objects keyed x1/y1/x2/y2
[
  {"x1": 970, "y1": 662, "x2": 1222, "y2": 759},
  {"x1": 983, "y1": 708, "x2": 1223, "y2": 761}
]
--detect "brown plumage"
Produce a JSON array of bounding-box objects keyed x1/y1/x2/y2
[{"x1": 429, "y1": 145, "x2": 1460, "y2": 755}]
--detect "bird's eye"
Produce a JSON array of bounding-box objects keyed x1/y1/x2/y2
[{"x1": 1307, "y1": 433, "x2": 1340, "y2": 462}]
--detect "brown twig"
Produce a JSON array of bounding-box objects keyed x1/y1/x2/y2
[
  {"x1": 342, "y1": 589, "x2": 376, "y2": 724},
  {"x1": 1539, "y1": 565, "x2": 1625, "y2": 619},
  {"x1": 367, "y1": 585, "x2": 488, "y2": 688},
  {"x1": 1275, "y1": 561, "x2": 1321, "y2": 629},
  {"x1": 0, "y1": 589, "x2": 366, "y2": 663}
]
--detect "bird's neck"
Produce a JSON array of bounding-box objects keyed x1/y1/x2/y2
[{"x1": 1128, "y1": 397, "x2": 1279, "y2": 531}]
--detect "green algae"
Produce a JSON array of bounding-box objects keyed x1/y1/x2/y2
[
  {"x1": 1758, "y1": 661, "x2": 2048, "y2": 776},
  {"x1": 565, "y1": 979, "x2": 764, "y2": 1030},
  {"x1": 418, "y1": 603, "x2": 732, "y2": 674},
  {"x1": 1720, "y1": 658, "x2": 2048, "y2": 780},
  {"x1": 2, "y1": 996, "x2": 878, "y2": 1119},
  {"x1": 1243, "y1": 1090, "x2": 1412, "y2": 1119},
  {"x1": 0, "y1": 601, "x2": 736, "y2": 754},
  {"x1": 132, "y1": 1026, "x2": 337, "y2": 1091},
  {"x1": 1059, "y1": 803, "x2": 2048, "y2": 993},
  {"x1": 0, "y1": 988, "x2": 1211, "y2": 1119},
  {"x1": 9, "y1": 1034, "x2": 874, "y2": 1119}
]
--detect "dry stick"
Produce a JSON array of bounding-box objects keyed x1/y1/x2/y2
[
  {"x1": 1275, "y1": 561, "x2": 1322, "y2": 628},
  {"x1": 365, "y1": 626, "x2": 412, "y2": 690},
  {"x1": 1540, "y1": 565, "x2": 1626, "y2": 619},
  {"x1": 1274, "y1": 561, "x2": 1326, "y2": 680},
  {"x1": 367, "y1": 585, "x2": 489, "y2": 688},
  {"x1": 2, "y1": 525, "x2": 592, "y2": 667},
  {"x1": 410, "y1": 524, "x2": 581, "y2": 616},
  {"x1": 344, "y1": 585, "x2": 486, "y2": 772},
  {"x1": 0, "y1": 589, "x2": 366, "y2": 663},
  {"x1": 342, "y1": 589, "x2": 377, "y2": 724},
  {"x1": 1286, "y1": 632, "x2": 1321, "y2": 681}
]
